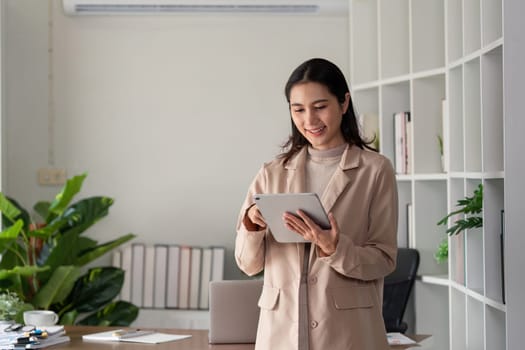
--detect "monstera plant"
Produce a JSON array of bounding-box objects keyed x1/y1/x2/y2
[{"x1": 0, "y1": 173, "x2": 138, "y2": 325}]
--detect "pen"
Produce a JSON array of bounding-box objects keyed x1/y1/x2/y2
[{"x1": 112, "y1": 330, "x2": 154, "y2": 339}]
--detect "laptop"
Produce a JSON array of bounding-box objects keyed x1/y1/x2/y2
[{"x1": 208, "y1": 279, "x2": 263, "y2": 344}]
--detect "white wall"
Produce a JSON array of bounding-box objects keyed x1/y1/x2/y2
[{"x1": 3, "y1": 0, "x2": 349, "y2": 279}]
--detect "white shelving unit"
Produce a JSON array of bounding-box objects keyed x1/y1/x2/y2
[{"x1": 349, "y1": 0, "x2": 505, "y2": 349}]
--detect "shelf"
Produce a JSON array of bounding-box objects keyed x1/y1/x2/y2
[
  {"x1": 481, "y1": 45, "x2": 504, "y2": 173},
  {"x1": 446, "y1": 0, "x2": 462, "y2": 63},
  {"x1": 482, "y1": 0, "x2": 502, "y2": 47},
  {"x1": 349, "y1": 1, "x2": 505, "y2": 348},
  {"x1": 379, "y1": 0, "x2": 409, "y2": 79},
  {"x1": 450, "y1": 288, "x2": 466, "y2": 350},
  {"x1": 464, "y1": 0, "x2": 482, "y2": 55},
  {"x1": 411, "y1": 0, "x2": 445, "y2": 73},
  {"x1": 485, "y1": 304, "x2": 506, "y2": 349},
  {"x1": 419, "y1": 274, "x2": 449, "y2": 287},
  {"x1": 350, "y1": 0, "x2": 378, "y2": 85},
  {"x1": 467, "y1": 297, "x2": 484, "y2": 349}
]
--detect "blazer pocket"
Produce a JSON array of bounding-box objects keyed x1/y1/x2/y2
[
  {"x1": 330, "y1": 286, "x2": 374, "y2": 310},
  {"x1": 258, "y1": 285, "x2": 280, "y2": 310}
]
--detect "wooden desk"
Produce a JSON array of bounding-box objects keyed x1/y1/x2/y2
[{"x1": 65, "y1": 326, "x2": 429, "y2": 349}]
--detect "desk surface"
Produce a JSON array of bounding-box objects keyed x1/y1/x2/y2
[{"x1": 64, "y1": 326, "x2": 430, "y2": 350}]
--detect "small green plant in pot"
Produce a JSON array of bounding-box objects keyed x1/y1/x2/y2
[
  {"x1": 0, "y1": 173, "x2": 138, "y2": 325},
  {"x1": 435, "y1": 183, "x2": 483, "y2": 263}
]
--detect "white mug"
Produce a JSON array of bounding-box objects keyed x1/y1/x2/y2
[{"x1": 23, "y1": 310, "x2": 59, "y2": 327}]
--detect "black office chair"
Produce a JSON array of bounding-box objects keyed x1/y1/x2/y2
[{"x1": 382, "y1": 248, "x2": 420, "y2": 333}]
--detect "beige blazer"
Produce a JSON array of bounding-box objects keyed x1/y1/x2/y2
[{"x1": 235, "y1": 144, "x2": 398, "y2": 350}]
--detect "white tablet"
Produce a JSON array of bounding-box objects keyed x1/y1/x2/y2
[{"x1": 253, "y1": 193, "x2": 330, "y2": 243}]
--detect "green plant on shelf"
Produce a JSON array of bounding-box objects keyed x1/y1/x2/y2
[
  {"x1": 0, "y1": 173, "x2": 138, "y2": 325},
  {"x1": 435, "y1": 183, "x2": 483, "y2": 263}
]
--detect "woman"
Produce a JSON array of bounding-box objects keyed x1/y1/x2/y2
[{"x1": 235, "y1": 58, "x2": 398, "y2": 350}]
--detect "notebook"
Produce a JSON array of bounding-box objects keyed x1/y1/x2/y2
[{"x1": 208, "y1": 279, "x2": 263, "y2": 344}]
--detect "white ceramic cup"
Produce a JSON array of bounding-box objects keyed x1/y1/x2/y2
[{"x1": 23, "y1": 310, "x2": 59, "y2": 327}]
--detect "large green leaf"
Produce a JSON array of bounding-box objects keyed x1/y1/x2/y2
[
  {"x1": 60, "y1": 310, "x2": 78, "y2": 325},
  {"x1": 46, "y1": 173, "x2": 87, "y2": 221},
  {"x1": 57, "y1": 196, "x2": 114, "y2": 237},
  {"x1": 32, "y1": 265, "x2": 80, "y2": 309},
  {"x1": 35, "y1": 233, "x2": 84, "y2": 284},
  {"x1": 77, "y1": 301, "x2": 138, "y2": 326},
  {"x1": 67, "y1": 267, "x2": 124, "y2": 313},
  {"x1": 1, "y1": 196, "x2": 31, "y2": 233},
  {"x1": 0, "y1": 219, "x2": 24, "y2": 241},
  {"x1": 33, "y1": 201, "x2": 51, "y2": 222},
  {"x1": 75, "y1": 233, "x2": 136, "y2": 266},
  {"x1": 0, "y1": 265, "x2": 50, "y2": 279},
  {"x1": 38, "y1": 236, "x2": 97, "y2": 270},
  {"x1": 0, "y1": 193, "x2": 21, "y2": 223}
]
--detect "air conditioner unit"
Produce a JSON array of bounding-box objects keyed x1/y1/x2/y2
[{"x1": 62, "y1": 0, "x2": 347, "y2": 16}]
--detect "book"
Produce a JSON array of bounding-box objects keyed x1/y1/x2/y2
[
  {"x1": 82, "y1": 329, "x2": 191, "y2": 344},
  {"x1": 393, "y1": 111, "x2": 408, "y2": 174},
  {"x1": 153, "y1": 244, "x2": 169, "y2": 308},
  {"x1": 405, "y1": 112, "x2": 412, "y2": 174},
  {"x1": 120, "y1": 245, "x2": 133, "y2": 302},
  {"x1": 142, "y1": 245, "x2": 156, "y2": 308},
  {"x1": 22, "y1": 336, "x2": 71, "y2": 349},
  {"x1": 166, "y1": 245, "x2": 181, "y2": 308},
  {"x1": 178, "y1": 246, "x2": 192, "y2": 309},
  {"x1": 199, "y1": 247, "x2": 213, "y2": 309},
  {"x1": 441, "y1": 99, "x2": 449, "y2": 172},
  {"x1": 130, "y1": 243, "x2": 145, "y2": 307},
  {"x1": 211, "y1": 246, "x2": 225, "y2": 281},
  {"x1": 189, "y1": 247, "x2": 202, "y2": 309}
]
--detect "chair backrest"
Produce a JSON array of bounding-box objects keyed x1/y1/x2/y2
[
  {"x1": 208, "y1": 279, "x2": 262, "y2": 344},
  {"x1": 382, "y1": 248, "x2": 420, "y2": 333}
]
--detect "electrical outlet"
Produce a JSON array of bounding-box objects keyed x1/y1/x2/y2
[{"x1": 38, "y1": 168, "x2": 67, "y2": 186}]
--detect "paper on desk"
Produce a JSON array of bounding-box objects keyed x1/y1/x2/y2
[
  {"x1": 83, "y1": 330, "x2": 192, "y2": 344},
  {"x1": 387, "y1": 332, "x2": 417, "y2": 345}
]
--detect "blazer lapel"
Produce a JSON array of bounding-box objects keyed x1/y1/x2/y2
[
  {"x1": 320, "y1": 144, "x2": 361, "y2": 213},
  {"x1": 284, "y1": 147, "x2": 308, "y2": 193}
]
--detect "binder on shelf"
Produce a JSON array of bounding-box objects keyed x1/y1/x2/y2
[
  {"x1": 393, "y1": 111, "x2": 410, "y2": 174},
  {"x1": 189, "y1": 247, "x2": 202, "y2": 309},
  {"x1": 441, "y1": 99, "x2": 449, "y2": 173},
  {"x1": 199, "y1": 247, "x2": 213, "y2": 309},
  {"x1": 112, "y1": 250, "x2": 121, "y2": 268},
  {"x1": 166, "y1": 245, "x2": 181, "y2": 308},
  {"x1": 120, "y1": 245, "x2": 133, "y2": 302},
  {"x1": 153, "y1": 244, "x2": 169, "y2": 308},
  {"x1": 112, "y1": 250, "x2": 122, "y2": 299},
  {"x1": 178, "y1": 246, "x2": 192, "y2": 309},
  {"x1": 131, "y1": 243, "x2": 145, "y2": 307},
  {"x1": 143, "y1": 245, "x2": 156, "y2": 308},
  {"x1": 211, "y1": 246, "x2": 225, "y2": 281}
]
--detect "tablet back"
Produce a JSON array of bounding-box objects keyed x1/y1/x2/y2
[
  {"x1": 254, "y1": 192, "x2": 330, "y2": 243},
  {"x1": 208, "y1": 279, "x2": 262, "y2": 344}
]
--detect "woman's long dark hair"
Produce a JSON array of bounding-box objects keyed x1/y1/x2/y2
[{"x1": 280, "y1": 58, "x2": 376, "y2": 163}]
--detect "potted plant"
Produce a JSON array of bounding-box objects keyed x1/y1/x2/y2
[
  {"x1": 435, "y1": 183, "x2": 483, "y2": 263},
  {"x1": 0, "y1": 173, "x2": 138, "y2": 325}
]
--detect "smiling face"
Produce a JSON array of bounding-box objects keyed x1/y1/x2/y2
[{"x1": 289, "y1": 82, "x2": 350, "y2": 150}]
